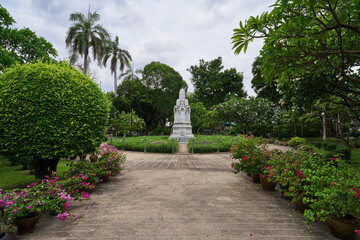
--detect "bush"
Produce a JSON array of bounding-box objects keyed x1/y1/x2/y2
[
  {"x1": 335, "y1": 145, "x2": 351, "y2": 161},
  {"x1": 288, "y1": 137, "x2": 307, "y2": 147},
  {"x1": 189, "y1": 135, "x2": 235, "y2": 153},
  {"x1": 325, "y1": 143, "x2": 337, "y2": 151},
  {"x1": 0, "y1": 61, "x2": 109, "y2": 177},
  {"x1": 322, "y1": 142, "x2": 329, "y2": 149},
  {"x1": 314, "y1": 142, "x2": 322, "y2": 149},
  {"x1": 110, "y1": 136, "x2": 177, "y2": 153},
  {"x1": 297, "y1": 144, "x2": 315, "y2": 153}
]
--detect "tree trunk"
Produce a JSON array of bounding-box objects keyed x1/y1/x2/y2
[
  {"x1": 145, "y1": 121, "x2": 152, "y2": 135},
  {"x1": 83, "y1": 49, "x2": 89, "y2": 75},
  {"x1": 322, "y1": 113, "x2": 326, "y2": 142},
  {"x1": 114, "y1": 68, "x2": 118, "y2": 97},
  {"x1": 33, "y1": 157, "x2": 60, "y2": 179}
]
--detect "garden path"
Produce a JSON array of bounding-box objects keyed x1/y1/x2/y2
[{"x1": 21, "y1": 151, "x2": 336, "y2": 240}]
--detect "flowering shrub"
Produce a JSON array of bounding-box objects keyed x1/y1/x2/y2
[
  {"x1": 302, "y1": 158, "x2": 360, "y2": 223},
  {"x1": 97, "y1": 143, "x2": 126, "y2": 176},
  {"x1": 230, "y1": 135, "x2": 266, "y2": 174}
]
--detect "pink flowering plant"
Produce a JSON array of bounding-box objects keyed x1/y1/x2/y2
[
  {"x1": 230, "y1": 135, "x2": 266, "y2": 174},
  {"x1": 59, "y1": 174, "x2": 95, "y2": 200},
  {"x1": 97, "y1": 143, "x2": 126, "y2": 176},
  {"x1": 302, "y1": 158, "x2": 360, "y2": 224}
]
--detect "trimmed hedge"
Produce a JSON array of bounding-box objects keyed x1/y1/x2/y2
[
  {"x1": 109, "y1": 136, "x2": 178, "y2": 153},
  {"x1": 188, "y1": 135, "x2": 235, "y2": 153}
]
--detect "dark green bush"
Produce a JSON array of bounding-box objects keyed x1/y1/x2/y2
[
  {"x1": 335, "y1": 145, "x2": 351, "y2": 161},
  {"x1": 325, "y1": 143, "x2": 337, "y2": 151},
  {"x1": 321, "y1": 142, "x2": 329, "y2": 149},
  {"x1": 189, "y1": 135, "x2": 234, "y2": 153},
  {"x1": 314, "y1": 142, "x2": 322, "y2": 149}
]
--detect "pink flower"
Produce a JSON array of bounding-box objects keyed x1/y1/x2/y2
[
  {"x1": 27, "y1": 204, "x2": 33, "y2": 209},
  {"x1": 332, "y1": 182, "x2": 336, "y2": 186},
  {"x1": 63, "y1": 202, "x2": 70, "y2": 209},
  {"x1": 57, "y1": 212, "x2": 69, "y2": 221},
  {"x1": 355, "y1": 230, "x2": 360, "y2": 235}
]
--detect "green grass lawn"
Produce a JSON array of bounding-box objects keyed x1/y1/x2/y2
[
  {"x1": 188, "y1": 135, "x2": 236, "y2": 153},
  {"x1": 0, "y1": 157, "x2": 72, "y2": 190},
  {"x1": 305, "y1": 137, "x2": 358, "y2": 144},
  {"x1": 109, "y1": 135, "x2": 178, "y2": 153}
]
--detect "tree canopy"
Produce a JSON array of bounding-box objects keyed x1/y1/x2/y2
[
  {"x1": 66, "y1": 9, "x2": 110, "y2": 75},
  {"x1": 188, "y1": 57, "x2": 246, "y2": 108},
  {"x1": 114, "y1": 61, "x2": 186, "y2": 133},
  {"x1": 232, "y1": 0, "x2": 360, "y2": 124},
  {"x1": 0, "y1": 5, "x2": 57, "y2": 69}
]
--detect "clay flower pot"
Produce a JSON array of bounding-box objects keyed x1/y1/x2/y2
[
  {"x1": 251, "y1": 173, "x2": 261, "y2": 183},
  {"x1": 326, "y1": 214, "x2": 359, "y2": 240},
  {"x1": 260, "y1": 176, "x2": 276, "y2": 191},
  {"x1": 15, "y1": 214, "x2": 41, "y2": 233},
  {"x1": 99, "y1": 174, "x2": 109, "y2": 183}
]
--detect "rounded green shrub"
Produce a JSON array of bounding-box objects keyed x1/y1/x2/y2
[
  {"x1": 322, "y1": 142, "x2": 329, "y2": 149},
  {"x1": 288, "y1": 137, "x2": 306, "y2": 147},
  {"x1": 0, "y1": 61, "x2": 109, "y2": 175},
  {"x1": 314, "y1": 142, "x2": 322, "y2": 149},
  {"x1": 335, "y1": 145, "x2": 351, "y2": 161},
  {"x1": 325, "y1": 143, "x2": 337, "y2": 151}
]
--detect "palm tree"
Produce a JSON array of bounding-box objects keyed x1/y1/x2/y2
[
  {"x1": 118, "y1": 63, "x2": 141, "y2": 82},
  {"x1": 102, "y1": 36, "x2": 132, "y2": 96},
  {"x1": 65, "y1": 9, "x2": 109, "y2": 75}
]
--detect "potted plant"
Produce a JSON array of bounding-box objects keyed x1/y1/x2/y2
[{"x1": 303, "y1": 158, "x2": 360, "y2": 240}]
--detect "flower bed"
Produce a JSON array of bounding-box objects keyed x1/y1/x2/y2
[
  {"x1": 0, "y1": 144, "x2": 126, "y2": 238},
  {"x1": 230, "y1": 136, "x2": 360, "y2": 238},
  {"x1": 110, "y1": 136, "x2": 177, "y2": 153}
]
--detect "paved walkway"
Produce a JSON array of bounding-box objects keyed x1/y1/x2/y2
[{"x1": 21, "y1": 151, "x2": 336, "y2": 240}]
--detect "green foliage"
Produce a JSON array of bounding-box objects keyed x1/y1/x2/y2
[
  {"x1": 288, "y1": 137, "x2": 307, "y2": 147},
  {"x1": 188, "y1": 57, "x2": 246, "y2": 108},
  {"x1": 0, "y1": 61, "x2": 110, "y2": 161},
  {"x1": 110, "y1": 136, "x2": 177, "y2": 153},
  {"x1": 66, "y1": 9, "x2": 110, "y2": 75},
  {"x1": 322, "y1": 142, "x2": 329, "y2": 150},
  {"x1": 325, "y1": 143, "x2": 337, "y2": 151},
  {"x1": 189, "y1": 135, "x2": 235, "y2": 153},
  {"x1": 0, "y1": 4, "x2": 57, "y2": 69},
  {"x1": 232, "y1": 0, "x2": 360, "y2": 125},
  {"x1": 335, "y1": 145, "x2": 351, "y2": 161},
  {"x1": 115, "y1": 61, "x2": 184, "y2": 133},
  {"x1": 215, "y1": 97, "x2": 276, "y2": 134},
  {"x1": 109, "y1": 111, "x2": 145, "y2": 136},
  {"x1": 230, "y1": 135, "x2": 267, "y2": 174},
  {"x1": 314, "y1": 142, "x2": 322, "y2": 149},
  {"x1": 190, "y1": 102, "x2": 218, "y2": 134}
]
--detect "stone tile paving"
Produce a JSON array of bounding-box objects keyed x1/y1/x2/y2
[{"x1": 20, "y1": 151, "x2": 337, "y2": 240}]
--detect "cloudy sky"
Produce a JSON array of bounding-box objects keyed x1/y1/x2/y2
[{"x1": 2, "y1": 0, "x2": 274, "y2": 96}]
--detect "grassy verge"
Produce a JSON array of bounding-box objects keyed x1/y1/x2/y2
[
  {"x1": 0, "y1": 157, "x2": 72, "y2": 190},
  {"x1": 188, "y1": 135, "x2": 235, "y2": 153},
  {"x1": 109, "y1": 135, "x2": 178, "y2": 153}
]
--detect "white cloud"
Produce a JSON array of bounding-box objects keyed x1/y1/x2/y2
[{"x1": 2, "y1": 0, "x2": 274, "y2": 96}]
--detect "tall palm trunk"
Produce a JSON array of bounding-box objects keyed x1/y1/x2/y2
[
  {"x1": 114, "y1": 68, "x2": 118, "y2": 96},
  {"x1": 84, "y1": 49, "x2": 89, "y2": 75}
]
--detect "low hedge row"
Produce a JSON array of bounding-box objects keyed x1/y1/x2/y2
[
  {"x1": 188, "y1": 135, "x2": 235, "y2": 153},
  {"x1": 109, "y1": 136, "x2": 178, "y2": 153}
]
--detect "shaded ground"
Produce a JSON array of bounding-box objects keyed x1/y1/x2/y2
[{"x1": 21, "y1": 151, "x2": 336, "y2": 240}]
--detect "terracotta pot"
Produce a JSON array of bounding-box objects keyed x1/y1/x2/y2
[
  {"x1": 293, "y1": 198, "x2": 309, "y2": 213},
  {"x1": 15, "y1": 214, "x2": 41, "y2": 233},
  {"x1": 251, "y1": 173, "x2": 260, "y2": 183},
  {"x1": 260, "y1": 176, "x2": 276, "y2": 191},
  {"x1": 99, "y1": 174, "x2": 109, "y2": 183},
  {"x1": 326, "y1": 214, "x2": 359, "y2": 240}
]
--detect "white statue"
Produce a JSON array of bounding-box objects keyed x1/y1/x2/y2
[{"x1": 169, "y1": 88, "x2": 194, "y2": 142}]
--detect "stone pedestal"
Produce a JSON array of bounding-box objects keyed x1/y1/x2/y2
[{"x1": 169, "y1": 89, "x2": 194, "y2": 142}]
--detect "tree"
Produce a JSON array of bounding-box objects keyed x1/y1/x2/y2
[
  {"x1": 0, "y1": 4, "x2": 57, "y2": 69},
  {"x1": 215, "y1": 97, "x2": 276, "y2": 134},
  {"x1": 118, "y1": 64, "x2": 141, "y2": 82},
  {"x1": 232, "y1": 0, "x2": 360, "y2": 123},
  {"x1": 65, "y1": 8, "x2": 109, "y2": 75},
  {"x1": 251, "y1": 57, "x2": 281, "y2": 105},
  {"x1": 115, "y1": 61, "x2": 186, "y2": 133},
  {"x1": 188, "y1": 57, "x2": 246, "y2": 107},
  {"x1": 0, "y1": 61, "x2": 109, "y2": 178},
  {"x1": 102, "y1": 36, "x2": 132, "y2": 96}
]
